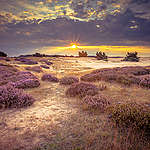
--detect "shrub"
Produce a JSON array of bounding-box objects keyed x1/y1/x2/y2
[
  {"x1": 5, "y1": 58, "x2": 11, "y2": 61},
  {"x1": 139, "y1": 75, "x2": 150, "y2": 88},
  {"x1": 82, "y1": 94, "x2": 110, "y2": 111},
  {"x1": 0, "y1": 64, "x2": 18, "y2": 86},
  {"x1": 25, "y1": 66, "x2": 42, "y2": 73},
  {"x1": 116, "y1": 75, "x2": 141, "y2": 86},
  {"x1": 0, "y1": 69, "x2": 40, "y2": 89},
  {"x1": 32, "y1": 53, "x2": 46, "y2": 57},
  {"x1": 66, "y1": 82, "x2": 98, "y2": 98},
  {"x1": 15, "y1": 71, "x2": 38, "y2": 81},
  {"x1": 96, "y1": 51, "x2": 108, "y2": 61},
  {"x1": 79, "y1": 51, "x2": 88, "y2": 57},
  {"x1": 100, "y1": 72, "x2": 119, "y2": 82},
  {"x1": 9, "y1": 72, "x2": 40, "y2": 89},
  {"x1": 0, "y1": 84, "x2": 35, "y2": 108},
  {"x1": 40, "y1": 59, "x2": 53, "y2": 65},
  {"x1": 60, "y1": 76, "x2": 79, "y2": 85},
  {"x1": 15, "y1": 58, "x2": 38, "y2": 65},
  {"x1": 41, "y1": 74, "x2": 59, "y2": 82},
  {"x1": 80, "y1": 73, "x2": 102, "y2": 82},
  {"x1": 122, "y1": 52, "x2": 139, "y2": 62},
  {"x1": 81, "y1": 66, "x2": 147, "y2": 86},
  {"x1": 40, "y1": 65, "x2": 50, "y2": 69},
  {"x1": 108, "y1": 103, "x2": 150, "y2": 132},
  {"x1": 118, "y1": 66, "x2": 150, "y2": 76},
  {"x1": 0, "y1": 57, "x2": 5, "y2": 60},
  {"x1": 10, "y1": 79, "x2": 40, "y2": 89},
  {"x1": 91, "y1": 68, "x2": 116, "y2": 74}
]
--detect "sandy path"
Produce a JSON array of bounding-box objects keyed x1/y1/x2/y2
[{"x1": 0, "y1": 82, "x2": 78, "y2": 149}]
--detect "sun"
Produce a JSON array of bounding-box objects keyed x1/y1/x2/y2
[{"x1": 71, "y1": 44, "x2": 78, "y2": 48}]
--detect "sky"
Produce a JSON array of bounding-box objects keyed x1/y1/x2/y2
[{"x1": 0, "y1": 0, "x2": 150, "y2": 56}]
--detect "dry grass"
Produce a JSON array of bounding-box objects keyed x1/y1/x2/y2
[{"x1": 0, "y1": 57, "x2": 150, "y2": 150}]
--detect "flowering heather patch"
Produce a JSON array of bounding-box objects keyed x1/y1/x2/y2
[
  {"x1": 81, "y1": 72, "x2": 119, "y2": 83},
  {"x1": 116, "y1": 74, "x2": 141, "y2": 86},
  {"x1": 15, "y1": 57, "x2": 38, "y2": 65},
  {"x1": 80, "y1": 73, "x2": 102, "y2": 82},
  {"x1": 0, "y1": 84, "x2": 35, "y2": 108},
  {"x1": 82, "y1": 94, "x2": 110, "y2": 110},
  {"x1": 139, "y1": 75, "x2": 150, "y2": 88},
  {"x1": 91, "y1": 66, "x2": 150, "y2": 76},
  {"x1": 40, "y1": 59, "x2": 53, "y2": 65},
  {"x1": 0, "y1": 64, "x2": 18, "y2": 86},
  {"x1": 91, "y1": 68, "x2": 119, "y2": 74},
  {"x1": 0, "y1": 68, "x2": 40, "y2": 89},
  {"x1": 9, "y1": 72, "x2": 40, "y2": 89},
  {"x1": 108, "y1": 103, "x2": 150, "y2": 132},
  {"x1": 0, "y1": 57, "x2": 5, "y2": 60},
  {"x1": 59, "y1": 76, "x2": 79, "y2": 85},
  {"x1": 100, "y1": 72, "x2": 119, "y2": 82},
  {"x1": 25, "y1": 66, "x2": 42, "y2": 73},
  {"x1": 41, "y1": 74, "x2": 59, "y2": 82},
  {"x1": 10, "y1": 79, "x2": 40, "y2": 89},
  {"x1": 40, "y1": 65, "x2": 50, "y2": 69},
  {"x1": 118, "y1": 66, "x2": 150, "y2": 76},
  {"x1": 66, "y1": 82, "x2": 98, "y2": 98},
  {"x1": 81, "y1": 66, "x2": 149, "y2": 86},
  {"x1": 0, "y1": 57, "x2": 10, "y2": 61}
]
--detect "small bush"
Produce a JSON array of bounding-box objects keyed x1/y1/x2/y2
[
  {"x1": 60, "y1": 76, "x2": 79, "y2": 85},
  {"x1": 82, "y1": 94, "x2": 110, "y2": 111},
  {"x1": 116, "y1": 75, "x2": 141, "y2": 86},
  {"x1": 0, "y1": 84, "x2": 35, "y2": 108},
  {"x1": 40, "y1": 65, "x2": 50, "y2": 69},
  {"x1": 41, "y1": 74, "x2": 59, "y2": 82},
  {"x1": 15, "y1": 58, "x2": 38, "y2": 65},
  {"x1": 40, "y1": 59, "x2": 53, "y2": 65},
  {"x1": 108, "y1": 103, "x2": 150, "y2": 132},
  {"x1": 25, "y1": 66, "x2": 42, "y2": 73},
  {"x1": 0, "y1": 69, "x2": 40, "y2": 88},
  {"x1": 100, "y1": 72, "x2": 119, "y2": 82},
  {"x1": 0, "y1": 64, "x2": 18, "y2": 86},
  {"x1": 139, "y1": 75, "x2": 150, "y2": 88},
  {"x1": 118, "y1": 66, "x2": 150, "y2": 76},
  {"x1": 10, "y1": 79, "x2": 40, "y2": 89},
  {"x1": 80, "y1": 73, "x2": 102, "y2": 82},
  {"x1": 15, "y1": 71, "x2": 38, "y2": 81},
  {"x1": 66, "y1": 82, "x2": 98, "y2": 98},
  {"x1": 81, "y1": 66, "x2": 146, "y2": 86}
]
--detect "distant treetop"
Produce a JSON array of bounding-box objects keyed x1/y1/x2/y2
[{"x1": 0, "y1": 51, "x2": 7, "y2": 57}]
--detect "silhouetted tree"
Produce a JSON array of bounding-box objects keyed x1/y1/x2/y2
[
  {"x1": 79, "y1": 51, "x2": 88, "y2": 57},
  {"x1": 0, "y1": 51, "x2": 7, "y2": 57},
  {"x1": 96, "y1": 51, "x2": 108, "y2": 61},
  {"x1": 122, "y1": 51, "x2": 139, "y2": 62}
]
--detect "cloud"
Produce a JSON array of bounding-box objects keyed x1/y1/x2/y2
[
  {"x1": 0, "y1": 0, "x2": 133, "y2": 24},
  {"x1": 0, "y1": 0, "x2": 150, "y2": 56}
]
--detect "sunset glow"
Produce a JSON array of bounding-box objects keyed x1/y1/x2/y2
[
  {"x1": 0, "y1": 0, "x2": 150, "y2": 56},
  {"x1": 71, "y1": 45, "x2": 78, "y2": 49},
  {"x1": 38, "y1": 45, "x2": 150, "y2": 57}
]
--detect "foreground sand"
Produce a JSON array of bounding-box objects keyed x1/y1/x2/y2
[{"x1": 0, "y1": 57, "x2": 150, "y2": 150}]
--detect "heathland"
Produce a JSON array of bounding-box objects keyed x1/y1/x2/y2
[{"x1": 0, "y1": 56, "x2": 150, "y2": 150}]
